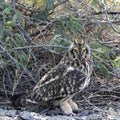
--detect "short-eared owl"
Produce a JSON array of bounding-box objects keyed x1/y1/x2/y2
[{"x1": 16, "y1": 39, "x2": 92, "y2": 114}]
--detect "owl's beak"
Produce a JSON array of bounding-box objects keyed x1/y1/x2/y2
[{"x1": 77, "y1": 53, "x2": 82, "y2": 59}]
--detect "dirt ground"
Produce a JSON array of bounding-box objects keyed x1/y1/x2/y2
[{"x1": 0, "y1": 99, "x2": 120, "y2": 120}]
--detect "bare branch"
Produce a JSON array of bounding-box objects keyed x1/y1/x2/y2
[
  {"x1": 0, "y1": 44, "x2": 68, "y2": 54},
  {"x1": 92, "y1": 11, "x2": 120, "y2": 15}
]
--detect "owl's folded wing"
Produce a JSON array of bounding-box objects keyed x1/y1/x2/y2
[{"x1": 30, "y1": 69, "x2": 86, "y2": 102}]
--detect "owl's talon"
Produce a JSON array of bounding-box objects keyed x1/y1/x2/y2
[{"x1": 73, "y1": 109, "x2": 81, "y2": 114}]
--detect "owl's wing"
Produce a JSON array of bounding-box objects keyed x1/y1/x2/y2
[
  {"x1": 30, "y1": 66, "x2": 86, "y2": 102},
  {"x1": 33, "y1": 64, "x2": 67, "y2": 90}
]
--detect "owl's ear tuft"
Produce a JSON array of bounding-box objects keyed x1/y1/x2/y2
[
  {"x1": 74, "y1": 39, "x2": 85, "y2": 45},
  {"x1": 73, "y1": 39, "x2": 86, "y2": 51}
]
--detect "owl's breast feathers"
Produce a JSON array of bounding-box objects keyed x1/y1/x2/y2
[{"x1": 29, "y1": 62, "x2": 86, "y2": 103}]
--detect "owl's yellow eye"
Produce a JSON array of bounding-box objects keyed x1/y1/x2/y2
[
  {"x1": 82, "y1": 49, "x2": 87, "y2": 54},
  {"x1": 72, "y1": 49, "x2": 78, "y2": 54}
]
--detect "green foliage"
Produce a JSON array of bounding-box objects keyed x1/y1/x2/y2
[
  {"x1": 46, "y1": 0, "x2": 54, "y2": 10},
  {"x1": 13, "y1": 13, "x2": 25, "y2": 28},
  {"x1": 17, "y1": 51, "x2": 28, "y2": 68},
  {"x1": 90, "y1": 41, "x2": 114, "y2": 60},
  {"x1": 35, "y1": 9, "x2": 48, "y2": 20},
  {"x1": 34, "y1": 0, "x2": 47, "y2": 9},
  {"x1": 112, "y1": 56, "x2": 120, "y2": 74},
  {"x1": 2, "y1": 3, "x2": 13, "y2": 14},
  {"x1": 48, "y1": 15, "x2": 83, "y2": 48},
  {"x1": 14, "y1": 33, "x2": 26, "y2": 47},
  {"x1": 94, "y1": 58, "x2": 109, "y2": 78},
  {"x1": 0, "y1": 59, "x2": 7, "y2": 66},
  {"x1": 65, "y1": 15, "x2": 82, "y2": 34},
  {"x1": 90, "y1": 41, "x2": 115, "y2": 78},
  {"x1": 0, "y1": 25, "x2": 5, "y2": 41},
  {"x1": 34, "y1": 0, "x2": 54, "y2": 19},
  {"x1": 33, "y1": 0, "x2": 54, "y2": 9},
  {"x1": 112, "y1": 56, "x2": 120, "y2": 67},
  {"x1": 55, "y1": 15, "x2": 83, "y2": 37},
  {"x1": 49, "y1": 34, "x2": 71, "y2": 52},
  {"x1": 6, "y1": 21, "x2": 17, "y2": 27},
  {"x1": 0, "y1": 2, "x2": 28, "y2": 68}
]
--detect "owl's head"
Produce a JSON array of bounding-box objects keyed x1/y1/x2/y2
[{"x1": 68, "y1": 39, "x2": 91, "y2": 61}]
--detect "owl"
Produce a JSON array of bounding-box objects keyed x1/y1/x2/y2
[{"x1": 15, "y1": 39, "x2": 92, "y2": 114}]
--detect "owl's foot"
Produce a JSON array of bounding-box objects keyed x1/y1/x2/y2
[
  {"x1": 60, "y1": 100, "x2": 74, "y2": 115},
  {"x1": 60, "y1": 98, "x2": 81, "y2": 115},
  {"x1": 68, "y1": 99, "x2": 81, "y2": 114},
  {"x1": 68, "y1": 99, "x2": 79, "y2": 111}
]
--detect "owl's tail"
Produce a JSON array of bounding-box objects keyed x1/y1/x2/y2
[
  {"x1": 10, "y1": 94, "x2": 27, "y2": 108},
  {"x1": 11, "y1": 93, "x2": 39, "y2": 108}
]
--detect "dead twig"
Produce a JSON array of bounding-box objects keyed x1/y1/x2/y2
[
  {"x1": 92, "y1": 11, "x2": 120, "y2": 15},
  {"x1": 101, "y1": 1, "x2": 120, "y2": 34},
  {"x1": 0, "y1": 44, "x2": 68, "y2": 54}
]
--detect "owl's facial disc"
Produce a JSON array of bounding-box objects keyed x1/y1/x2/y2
[{"x1": 68, "y1": 41, "x2": 90, "y2": 62}]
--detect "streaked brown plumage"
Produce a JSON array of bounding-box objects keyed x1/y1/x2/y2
[{"x1": 15, "y1": 39, "x2": 92, "y2": 114}]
